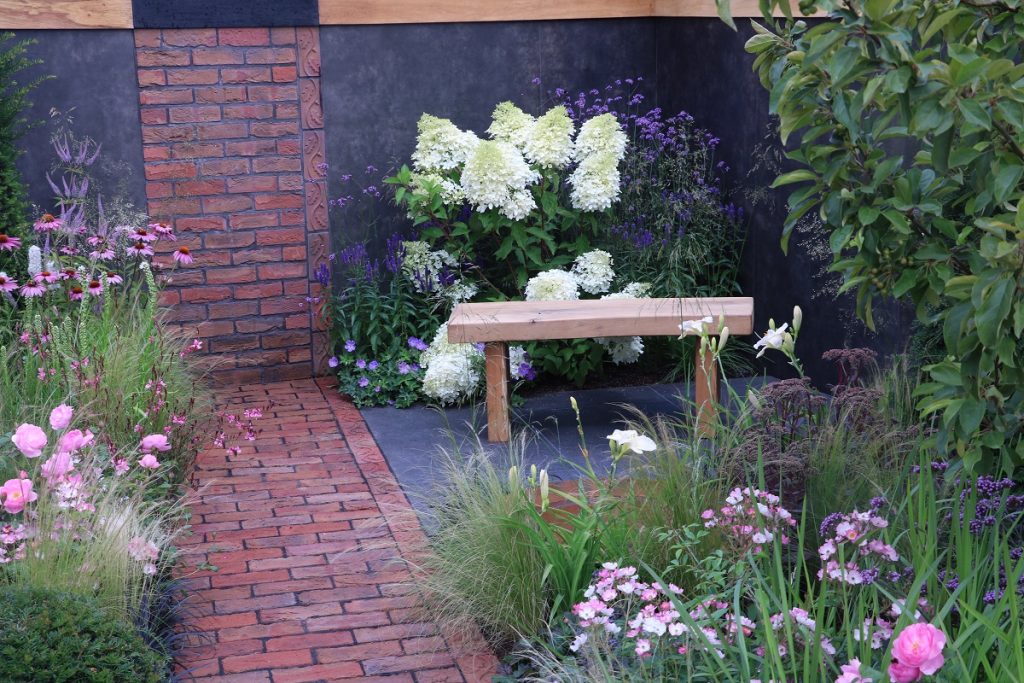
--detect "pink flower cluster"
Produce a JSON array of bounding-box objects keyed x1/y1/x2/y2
[
  {"x1": 701, "y1": 487, "x2": 795, "y2": 555},
  {"x1": 763, "y1": 607, "x2": 836, "y2": 658},
  {"x1": 0, "y1": 524, "x2": 27, "y2": 565},
  {"x1": 127, "y1": 536, "x2": 160, "y2": 576},
  {"x1": 888, "y1": 623, "x2": 945, "y2": 682},
  {"x1": 817, "y1": 509, "x2": 898, "y2": 585},
  {"x1": 213, "y1": 406, "x2": 264, "y2": 455}
]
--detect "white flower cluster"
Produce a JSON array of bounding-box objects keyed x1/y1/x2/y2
[
  {"x1": 420, "y1": 323, "x2": 484, "y2": 405},
  {"x1": 524, "y1": 268, "x2": 580, "y2": 301},
  {"x1": 569, "y1": 113, "x2": 628, "y2": 212},
  {"x1": 412, "y1": 114, "x2": 480, "y2": 172},
  {"x1": 571, "y1": 249, "x2": 615, "y2": 295},
  {"x1": 410, "y1": 171, "x2": 464, "y2": 204},
  {"x1": 401, "y1": 241, "x2": 457, "y2": 293},
  {"x1": 487, "y1": 102, "x2": 535, "y2": 149},
  {"x1": 594, "y1": 280, "x2": 652, "y2": 365},
  {"x1": 523, "y1": 106, "x2": 575, "y2": 168},
  {"x1": 461, "y1": 141, "x2": 540, "y2": 221}
]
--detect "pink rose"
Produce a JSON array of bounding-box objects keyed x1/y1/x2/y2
[
  {"x1": 11, "y1": 423, "x2": 47, "y2": 458},
  {"x1": 892, "y1": 623, "x2": 946, "y2": 674},
  {"x1": 48, "y1": 404, "x2": 74, "y2": 431},
  {"x1": 140, "y1": 434, "x2": 171, "y2": 453},
  {"x1": 41, "y1": 451, "x2": 75, "y2": 482},
  {"x1": 57, "y1": 429, "x2": 94, "y2": 454},
  {"x1": 888, "y1": 661, "x2": 923, "y2": 683},
  {"x1": 836, "y1": 659, "x2": 869, "y2": 683},
  {"x1": 1, "y1": 478, "x2": 38, "y2": 514},
  {"x1": 138, "y1": 453, "x2": 161, "y2": 469}
]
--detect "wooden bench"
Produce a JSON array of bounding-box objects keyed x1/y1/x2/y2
[{"x1": 446, "y1": 297, "x2": 754, "y2": 442}]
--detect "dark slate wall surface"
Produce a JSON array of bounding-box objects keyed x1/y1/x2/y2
[
  {"x1": 320, "y1": 19, "x2": 658, "y2": 247},
  {"x1": 12, "y1": 30, "x2": 147, "y2": 218},
  {"x1": 131, "y1": 0, "x2": 317, "y2": 28}
]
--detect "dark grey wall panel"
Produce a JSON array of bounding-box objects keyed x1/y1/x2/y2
[
  {"x1": 13, "y1": 30, "x2": 146, "y2": 219},
  {"x1": 321, "y1": 19, "x2": 657, "y2": 246},
  {"x1": 132, "y1": 0, "x2": 317, "y2": 28}
]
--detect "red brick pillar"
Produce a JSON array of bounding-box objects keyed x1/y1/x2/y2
[{"x1": 135, "y1": 27, "x2": 327, "y2": 384}]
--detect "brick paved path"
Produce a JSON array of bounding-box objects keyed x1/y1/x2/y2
[{"x1": 176, "y1": 379, "x2": 496, "y2": 682}]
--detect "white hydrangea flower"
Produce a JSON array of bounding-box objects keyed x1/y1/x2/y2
[
  {"x1": 524, "y1": 269, "x2": 579, "y2": 301},
  {"x1": 461, "y1": 141, "x2": 540, "y2": 220},
  {"x1": 574, "y1": 113, "x2": 628, "y2": 161},
  {"x1": 596, "y1": 336, "x2": 645, "y2": 365},
  {"x1": 524, "y1": 105, "x2": 575, "y2": 169},
  {"x1": 487, "y1": 101, "x2": 535, "y2": 149},
  {"x1": 603, "y1": 282, "x2": 652, "y2": 299},
  {"x1": 401, "y1": 240, "x2": 458, "y2": 293},
  {"x1": 420, "y1": 323, "x2": 484, "y2": 404},
  {"x1": 442, "y1": 279, "x2": 478, "y2": 304},
  {"x1": 412, "y1": 114, "x2": 480, "y2": 171},
  {"x1": 410, "y1": 172, "x2": 465, "y2": 205},
  {"x1": 568, "y1": 150, "x2": 622, "y2": 212},
  {"x1": 571, "y1": 249, "x2": 615, "y2": 295}
]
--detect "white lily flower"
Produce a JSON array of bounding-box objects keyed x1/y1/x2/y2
[
  {"x1": 753, "y1": 322, "x2": 790, "y2": 357},
  {"x1": 606, "y1": 429, "x2": 657, "y2": 454},
  {"x1": 679, "y1": 315, "x2": 714, "y2": 336}
]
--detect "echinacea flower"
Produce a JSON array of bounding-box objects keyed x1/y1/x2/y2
[
  {"x1": 12, "y1": 423, "x2": 47, "y2": 458},
  {"x1": 60, "y1": 268, "x2": 78, "y2": 281},
  {"x1": 0, "y1": 233, "x2": 21, "y2": 251},
  {"x1": 33, "y1": 213, "x2": 62, "y2": 232},
  {"x1": 127, "y1": 241, "x2": 154, "y2": 257},
  {"x1": 0, "y1": 478, "x2": 38, "y2": 514},
  {"x1": 140, "y1": 434, "x2": 171, "y2": 453},
  {"x1": 106, "y1": 272, "x2": 123, "y2": 285},
  {"x1": 0, "y1": 272, "x2": 17, "y2": 292},
  {"x1": 149, "y1": 221, "x2": 173, "y2": 235},
  {"x1": 87, "y1": 279, "x2": 103, "y2": 296},
  {"x1": 49, "y1": 404, "x2": 74, "y2": 430},
  {"x1": 19, "y1": 281, "x2": 46, "y2": 297},
  {"x1": 69, "y1": 285, "x2": 84, "y2": 301},
  {"x1": 138, "y1": 453, "x2": 161, "y2": 469},
  {"x1": 36, "y1": 270, "x2": 59, "y2": 284},
  {"x1": 173, "y1": 246, "x2": 194, "y2": 265},
  {"x1": 132, "y1": 226, "x2": 157, "y2": 242}
]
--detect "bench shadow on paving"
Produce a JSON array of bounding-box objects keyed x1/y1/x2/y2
[{"x1": 360, "y1": 376, "x2": 772, "y2": 522}]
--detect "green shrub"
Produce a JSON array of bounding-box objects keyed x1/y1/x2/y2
[{"x1": 0, "y1": 586, "x2": 167, "y2": 682}]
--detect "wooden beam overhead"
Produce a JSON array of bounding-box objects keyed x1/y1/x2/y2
[{"x1": 0, "y1": 0, "x2": 133, "y2": 29}]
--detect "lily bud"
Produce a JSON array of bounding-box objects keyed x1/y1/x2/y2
[
  {"x1": 793, "y1": 306, "x2": 803, "y2": 333},
  {"x1": 529, "y1": 464, "x2": 537, "y2": 487},
  {"x1": 569, "y1": 396, "x2": 578, "y2": 412},
  {"x1": 718, "y1": 326, "x2": 730, "y2": 351},
  {"x1": 508, "y1": 465, "x2": 519, "y2": 489},
  {"x1": 539, "y1": 469, "x2": 549, "y2": 512}
]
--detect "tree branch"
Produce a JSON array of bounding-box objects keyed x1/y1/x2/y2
[{"x1": 994, "y1": 119, "x2": 1024, "y2": 162}]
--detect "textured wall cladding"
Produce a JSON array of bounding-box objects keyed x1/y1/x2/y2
[
  {"x1": 136, "y1": 27, "x2": 321, "y2": 384},
  {"x1": 13, "y1": 30, "x2": 147, "y2": 217},
  {"x1": 320, "y1": 19, "x2": 658, "y2": 248},
  {"x1": 131, "y1": 0, "x2": 318, "y2": 28},
  {"x1": 654, "y1": 19, "x2": 913, "y2": 381}
]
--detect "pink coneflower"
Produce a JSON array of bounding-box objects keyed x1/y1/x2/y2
[
  {"x1": 86, "y1": 279, "x2": 103, "y2": 296},
  {"x1": 59, "y1": 246, "x2": 79, "y2": 256},
  {"x1": 0, "y1": 233, "x2": 21, "y2": 251},
  {"x1": 19, "y1": 281, "x2": 46, "y2": 297},
  {"x1": 36, "y1": 270, "x2": 59, "y2": 285},
  {"x1": 90, "y1": 247, "x2": 116, "y2": 261},
  {"x1": 69, "y1": 285, "x2": 84, "y2": 301},
  {"x1": 106, "y1": 272, "x2": 123, "y2": 286},
  {"x1": 60, "y1": 268, "x2": 78, "y2": 281},
  {"x1": 132, "y1": 226, "x2": 157, "y2": 243},
  {"x1": 33, "y1": 213, "x2": 62, "y2": 232},
  {"x1": 127, "y1": 240, "x2": 153, "y2": 257},
  {"x1": 0, "y1": 272, "x2": 17, "y2": 292},
  {"x1": 173, "y1": 246, "x2": 194, "y2": 265},
  {"x1": 149, "y1": 221, "x2": 174, "y2": 235}
]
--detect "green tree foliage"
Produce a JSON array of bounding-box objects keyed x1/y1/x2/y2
[{"x1": 716, "y1": 0, "x2": 1024, "y2": 471}]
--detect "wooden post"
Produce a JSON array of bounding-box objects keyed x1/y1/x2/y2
[
  {"x1": 694, "y1": 342, "x2": 719, "y2": 438},
  {"x1": 484, "y1": 341, "x2": 511, "y2": 442}
]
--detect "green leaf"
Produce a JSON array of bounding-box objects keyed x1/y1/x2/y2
[
  {"x1": 921, "y1": 7, "x2": 963, "y2": 43},
  {"x1": 715, "y1": 0, "x2": 736, "y2": 30},
  {"x1": 771, "y1": 169, "x2": 817, "y2": 187},
  {"x1": 864, "y1": 0, "x2": 895, "y2": 22},
  {"x1": 959, "y1": 397, "x2": 986, "y2": 436},
  {"x1": 931, "y1": 127, "x2": 953, "y2": 173},
  {"x1": 992, "y1": 163, "x2": 1023, "y2": 204},
  {"x1": 958, "y1": 99, "x2": 992, "y2": 130}
]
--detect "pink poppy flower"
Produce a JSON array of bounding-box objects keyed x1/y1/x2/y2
[
  {"x1": 1, "y1": 478, "x2": 38, "y2": 514},
  {"x1": 33, "y1": 213, "x2": 62, "y2": 232},
  {"x1": 49, "y1": 404, "x2": 74, "y2": 430},
  {"x1": 138, "y1": 453, "x2": 161, "y2": 469},
  {"x1": 127, "y1": 240, "x2": 154, "y2": 257},
  {"x1": 0, "y1": 233, "x2": 20, "y2": 251},
  {"x1": 57, "y1": 428, "x2": 94, "y2": 454},
  {"x1": 86, "y1": 279, "x2": 103, "y2": 296},
  {"x1": 173, "y1": 246, "x2": 194, "y2": 265},
  {"x1": 0, "y1": 272, "x2": 17, "y2": 293},
  {"x1": 12, "y1": 423, "x2": 47, "y2": 458},
  {"x1": 36, "y1": 270, "x2": 59, "y2": 285},
  {"x1": 69, "y1": 285, "x2": 84, "y2": 301},
  {"x1": 41, "y1": 451, "x2": 74, "y2": 482},
  {"x1": 892, "y1": 623, "x2": 945, "y2": 676},
  {"x1": 140, "y1": 434, "x2": 171, "y2": 453},
  {"x1": 19, "y1": 281, "x2": 46, "y2": 297}
]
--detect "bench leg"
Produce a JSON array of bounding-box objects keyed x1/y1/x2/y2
[
  {"x1": 484, "y1": 341, "x2": 511, "y2": 443},
  {"x1": 694, "y1": 342, "x2": 719, "y2": 438}
]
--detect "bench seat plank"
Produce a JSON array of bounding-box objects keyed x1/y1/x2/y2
[{"x1": 447, "y1": 297, "x2": 753, "y2": 343}]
